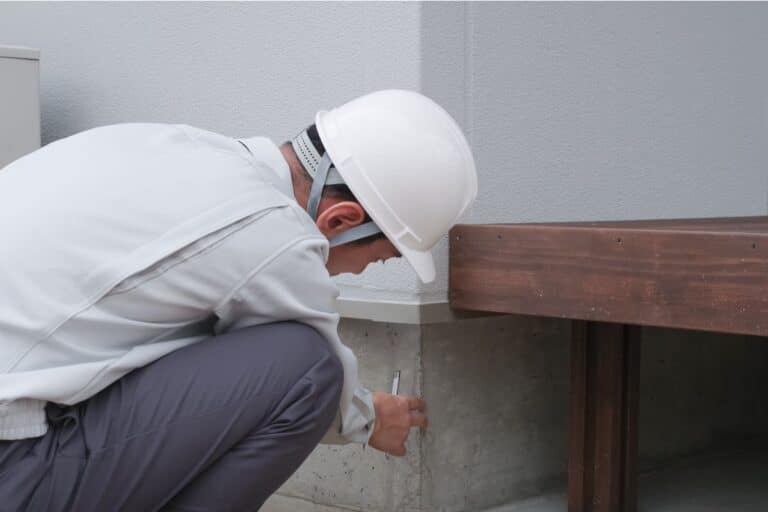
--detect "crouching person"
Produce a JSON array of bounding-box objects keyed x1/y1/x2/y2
[{"x1": 0, "y1": 90, "x2": 477, "y2": 511}]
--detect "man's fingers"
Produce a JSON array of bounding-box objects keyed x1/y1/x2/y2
[
  {"x1": 406, "y1": 396, "x2": 427, "y2": 411},
  {"x1": 409, "y1": 411, "x2": 428, "y2": 429},
  {"x1": 390, "y1": 444, "x2": 407, "y2": 457}
]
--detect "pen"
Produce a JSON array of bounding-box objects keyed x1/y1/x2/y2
[{"x1": 391, "y1": 370, "x2": 401, "y2": 395}]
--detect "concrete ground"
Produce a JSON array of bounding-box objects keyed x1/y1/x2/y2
[
  {"x1": 265, "y1": 445, "x2": 768, "y2": 512},
  {"x1": 491, "y1": 446, "x2": 768, "y2": 512}
]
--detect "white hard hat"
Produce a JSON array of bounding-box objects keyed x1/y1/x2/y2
[{"x1": 298, "y1": 89, "x2": 478, "y2": 283}]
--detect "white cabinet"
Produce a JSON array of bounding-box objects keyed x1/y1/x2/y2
[{"x1": 0, "y1": 46, "x2": 41, "y2": 170}]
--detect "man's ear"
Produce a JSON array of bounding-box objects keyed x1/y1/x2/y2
[{"x1": 315, "y1": 201, "x2": 366, "y2": 238}]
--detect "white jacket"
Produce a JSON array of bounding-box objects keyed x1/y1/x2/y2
[{"x1": 0, "y1": 123, "x2": 375, "y2": 443}]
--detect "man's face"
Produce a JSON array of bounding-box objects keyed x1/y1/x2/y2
[{"x1": 325, "y1": 237, "x2": 402, "y2": 276}]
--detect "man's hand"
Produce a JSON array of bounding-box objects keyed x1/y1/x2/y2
[{"x1": 368, "y1": 392, "x2": 428, "y2": 456}]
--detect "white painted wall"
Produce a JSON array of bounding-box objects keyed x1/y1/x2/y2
[
  {"x1": 1, "y1": 3, "x2": 767, "y2": 305},
  {"x1": 419, "y1": 2, "x2": 768, "y2": 301},
  {"x1": 0, "y1": 1, "x2": 424, "y2": 302},
  {"x1": 0, "y1": 47, "x2": 40, "y2": 168}
]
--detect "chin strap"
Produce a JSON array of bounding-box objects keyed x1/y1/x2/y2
[
  {"x1": 292, "y1": 130, "x2": 382, "y2": 247},
  {"x1": 328, "y1": 221, "x2": 382, "y2": 248}
]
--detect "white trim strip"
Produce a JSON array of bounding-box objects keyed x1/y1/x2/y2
[{"x1": 0, "y1": 46, "x2": 40, "y2": 60}]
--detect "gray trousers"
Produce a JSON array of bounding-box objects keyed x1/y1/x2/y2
[{"x1": 0, "y1": 322, "x2": 343, "y2": 511}]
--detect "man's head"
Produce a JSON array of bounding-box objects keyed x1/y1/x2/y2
[
  {"x1": 283, "y1": 90, "x2": 477, "y2": 283},
  {"x1": 280, "y1": 126, "x2": 401, "y2": 277}
]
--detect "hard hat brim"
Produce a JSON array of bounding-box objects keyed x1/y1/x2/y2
[{"x1": 396, "y1": 244, "x2": 436, "y2": 284}]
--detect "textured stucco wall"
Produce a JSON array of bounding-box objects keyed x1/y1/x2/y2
[
  {"x1": 0, "y1": 1, "x2": 424, "y2": 301},
  {"x1": 418, "y1": 2, "x2": 768, "y2": 302},
  {"x1": 1, "y1": 2, "x2": 766, "y2": 305},
  {"x1": 0, "y1": 49, "x2": 40, "y2": 168}
]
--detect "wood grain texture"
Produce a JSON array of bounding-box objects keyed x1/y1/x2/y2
[
  {"x1": 622, "y1": 326, "x2": 641, "y2": 511},
  {"x1": 449, "y1": 217, "x2": 768, "y2": 336},
  {"x1": 568, "y1": 321, "x2": 590, "y2": 512},
  {"x1": 477, "y1": 216, "x2": 768, "y2": 233},
  {"x1": 568, "y1": 321, "x2": 640, "y2": 512}
]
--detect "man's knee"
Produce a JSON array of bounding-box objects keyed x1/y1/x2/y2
[
  {"x1": 228, "y1": 322, "x2": 343, "y2": 406},
  {"x1": 280, "y1": 322, "x2": 343, "y2": 398},
  {"x1": 266, "y1": 322, "x2": 341, "y2": 375},
  {"x1": 272, "y1": 323, "x2": 343, "y2": 427}
]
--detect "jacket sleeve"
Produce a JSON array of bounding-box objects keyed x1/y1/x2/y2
[{"x1": 212, "y1": 235, "x2": 375, "y2": 445}]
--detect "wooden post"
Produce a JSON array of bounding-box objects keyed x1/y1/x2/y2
[{"x1": 569, "y1": 321, "x2": 641, "y2": 512}]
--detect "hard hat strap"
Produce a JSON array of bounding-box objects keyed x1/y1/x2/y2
[
  {"x1": 306, "y1": 152, "x2": 332, "y2": 221},
  {"x1": 329, "y1": 221, "x2": 381, "y2": 248},
  {"x1": 301, "y1": 139, "x2": 384, "y2": 248},
  {"x1": 292, "y1": 130, "x2": 345, "y2": 186}
]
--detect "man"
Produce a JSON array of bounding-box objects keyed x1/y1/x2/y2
[{"x1": 0, "y1": 90, "x2": 477, "y2": 510}]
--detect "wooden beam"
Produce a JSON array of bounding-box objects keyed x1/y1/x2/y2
[{"x1": 449, "y1": 217, "x2": 768, "y2": 336}]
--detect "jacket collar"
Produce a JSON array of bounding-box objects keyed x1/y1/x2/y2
[{"x1": 237, "y1": 137, "x2": 294, "y2": 199}]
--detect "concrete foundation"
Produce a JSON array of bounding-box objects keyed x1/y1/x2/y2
[
  {"x1": 265, "y1": 320, "x2": 425, "y2": 512},
  {"x1": 263, "y1": 315, "x2": 768, "y2": 511}
]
